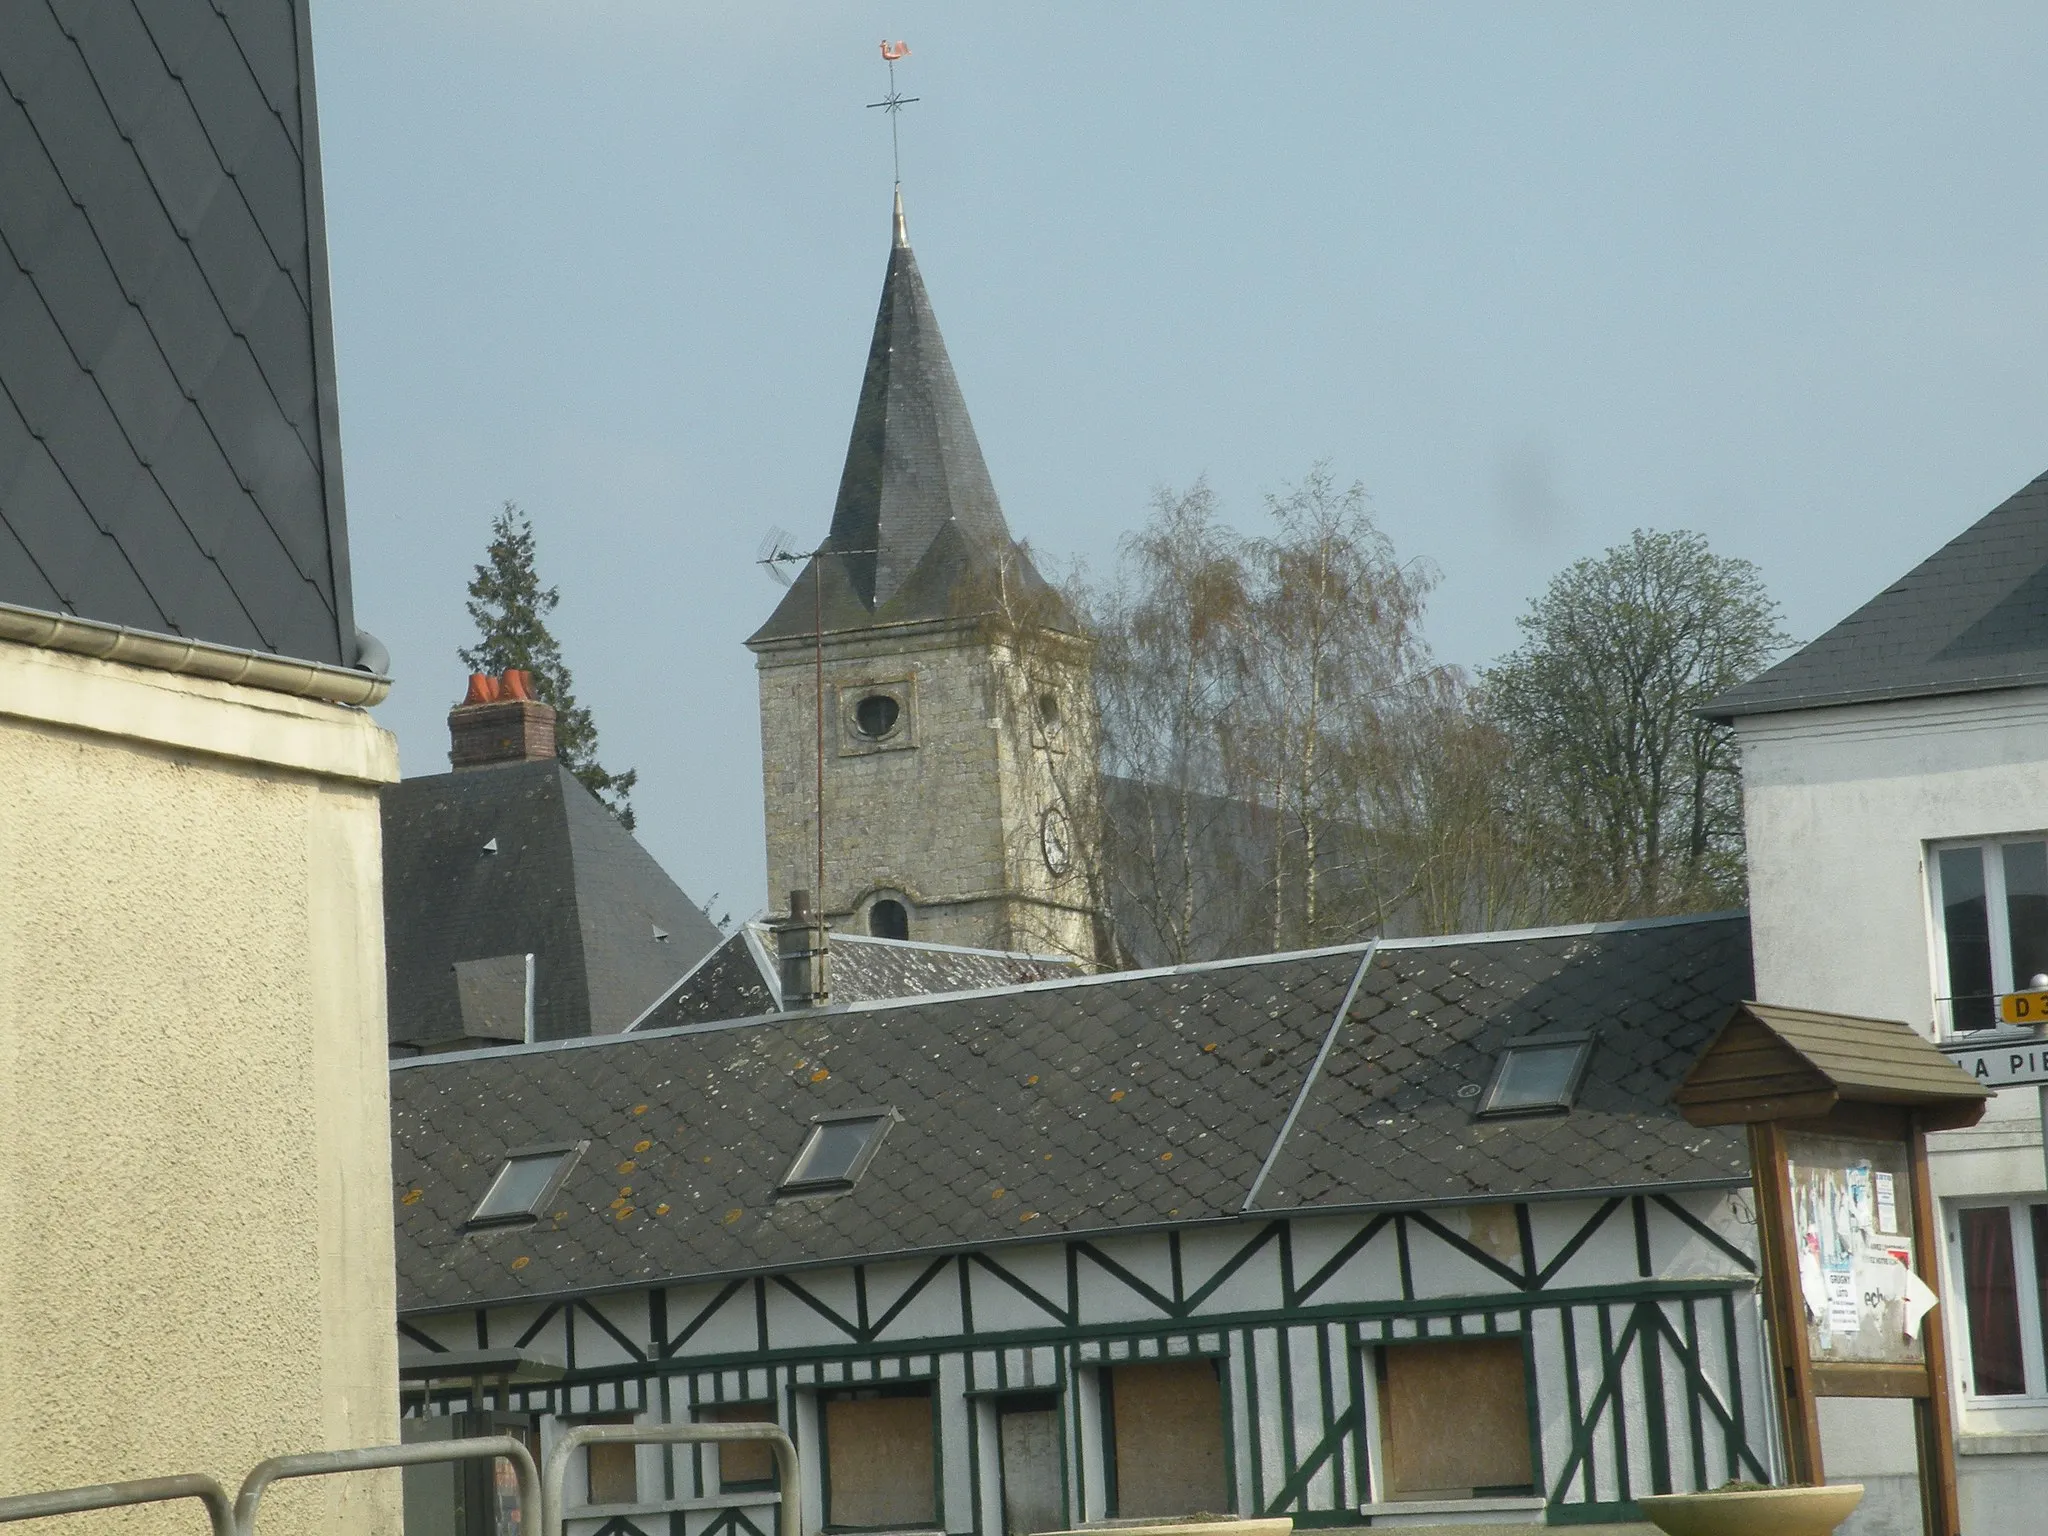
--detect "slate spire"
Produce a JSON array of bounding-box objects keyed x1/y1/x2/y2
[{"x1": 752, "y1": 189, "x2": 1048, "y2": 643}]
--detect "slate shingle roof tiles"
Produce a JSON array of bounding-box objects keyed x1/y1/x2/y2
[
  {"x1": 392, "y1": 913, "x2": 1754, "y2": 1313},
  {"x1": 639, "y1": 926, "x2": 1082, "y2": 1030},
  {"x1": 0, "y1": 2, "x2": 357, "y2": 665},
  {"x1": 1708, "y1": 469, "x2": 2048, "y2": 718}
]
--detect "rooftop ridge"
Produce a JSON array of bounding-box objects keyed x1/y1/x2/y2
[
  {"x1": 617, "y1": 925, "x2": 753, "y2": 1033},
  {"x1": 1375, "y1": 908, "x2": 1748, "y2": 952},
  {"x1": 393, "y1": 908, "x2": 1750, "y2": 1074},
  {"x1": 801, "y1": 927, "x2": 1078, "y2": 965}
]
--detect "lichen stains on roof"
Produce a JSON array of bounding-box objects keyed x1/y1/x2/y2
[{"x1": 390, "y1": 913, "x2": 1754, "y2": 1314}]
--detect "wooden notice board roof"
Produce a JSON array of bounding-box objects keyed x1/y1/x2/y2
[{"x1": 1674, "y1": 1001, "x2": 1990, "y2": 1129}]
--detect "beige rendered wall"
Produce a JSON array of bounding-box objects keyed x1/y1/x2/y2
[{"x1": 0, "y1": 639, "x2": 402, "y2": 1536}]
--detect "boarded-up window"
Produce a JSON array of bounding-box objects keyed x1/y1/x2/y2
[
  {"x1": 577, "y1": 1415, "x2": 638, "y2": 1507},
  {"x1": 699, "y1": 1401, "x2": 779, "y2": 1492},
  {"x1": 824, "y1": 1387, "x2": 935, "y2": 1528},
  {"x1": 1376, "y1": 1339, "x2": 1534, "y2": 1499},
  {"x1": 1109, "y1": 1360, "x2": 1228, "y2": 1517}
]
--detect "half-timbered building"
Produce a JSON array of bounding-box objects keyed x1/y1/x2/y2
[{"x1": 392, "y1": 911, "x2": 1772, "y2": 1532}]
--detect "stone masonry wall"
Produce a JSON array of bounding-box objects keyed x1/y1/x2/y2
[{"x1": 755, "y1": 623, "x2": 1096, "y2": 958}]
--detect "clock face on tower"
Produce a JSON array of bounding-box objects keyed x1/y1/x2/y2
[{"x1": 1040, "y1": 807, "x2": 1073, "y2": 878}]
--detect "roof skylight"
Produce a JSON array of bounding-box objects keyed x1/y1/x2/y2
[
  {"x1": 468, "y1": 1143, "x2": 582, "y2": 1227},
  {"x1": 1475, "y1": 1034, "x2": 1594, "y2": 1118},
  {"x1": 778, "y1": 1110, "x2": 894, "y2": 1196}
]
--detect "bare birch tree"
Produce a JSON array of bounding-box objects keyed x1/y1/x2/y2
[
  {"x1": 1080, "y1": 469, "x2": 1453, "y2": 960},
  {"x1": 1230, "y1": 466, "x2": 1444, "y2": 949},
  {"x1": 1083, "y1": 481, "x2": 1260, "y2": 964}
]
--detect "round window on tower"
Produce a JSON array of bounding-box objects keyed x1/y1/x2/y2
[{"x1": 854, "y1": 693, "x2": 901, "y2": 740}]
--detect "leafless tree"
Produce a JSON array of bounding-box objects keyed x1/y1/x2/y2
[
  {"x1": 1077, "y1": 469, "x2": 1454, "y2": 960},
  {"x1": 1080, "y1": 481, "x2": 1263, "y2": 963},
  {"x1": 1063, "y1": 491, "x2": 1787, "y2": 965},
  {"x1": 1228, "y1": 466, "x2": 1447, "y2": 949}
]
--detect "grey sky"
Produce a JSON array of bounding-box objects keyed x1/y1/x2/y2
[{"x1": 315, "y1": 3, "x2": 2048, "y2": 924}]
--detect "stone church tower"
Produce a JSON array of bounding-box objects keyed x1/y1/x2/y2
[{"x1": 748, "y1": 192, "x2": 1097, "y2": 959}]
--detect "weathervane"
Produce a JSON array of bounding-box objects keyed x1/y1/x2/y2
[{"x1": 867, "y1": 40, "x2": 918, "y2": 183}]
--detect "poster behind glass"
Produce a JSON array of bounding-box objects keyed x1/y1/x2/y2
[{"x1": 1784, "y1": 1133, "x2": 1939, "y2": 1367}]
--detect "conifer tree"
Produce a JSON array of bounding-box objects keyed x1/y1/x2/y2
[{"x1": 460, "y1": 501, "x2": 638, "y2": 829}]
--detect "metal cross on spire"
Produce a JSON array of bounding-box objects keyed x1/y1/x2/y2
[{"x1": 867, "y1": 40, "x2": 918, "y2": 184}]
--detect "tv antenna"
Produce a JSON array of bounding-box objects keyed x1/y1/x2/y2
[
  {"x1": 867, "y1": 40, "x2": 918, "y2": 184},
  {"x1": 756, "y1": 526, "x2": 801, "y2": 586}
]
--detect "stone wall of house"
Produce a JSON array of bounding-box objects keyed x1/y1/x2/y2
[
  {"x1": 755, "y1": 622, "x2": 1096, "y2": 959},
  {"x1": 0, "y1": 640, "x2": 401, "y2": 1536}
]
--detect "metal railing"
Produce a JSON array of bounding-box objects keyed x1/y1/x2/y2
[
  {"x1": 0, "y1": 1475, "x2": 234, "y2": 1536},
  {"x1": 235, "y1": 1437, "x2": 542, "y2": 1536},
  {"x1": 0, "y1": 1425, "x2": 799, "y2": 1536},
  {"x1": 542, "y1": 1423, "x2": 800, "y2": 1536}
]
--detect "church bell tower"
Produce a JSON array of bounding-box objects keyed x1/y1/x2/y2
[{"x1": 747, "y1": 191, "x2": 1097, "y2": 960}]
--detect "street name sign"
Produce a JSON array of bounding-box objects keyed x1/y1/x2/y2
[{"x1": 1943, "y1": 1035, "x2": 2048, "y2": 1088}]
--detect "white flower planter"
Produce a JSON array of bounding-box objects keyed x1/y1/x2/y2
[{"x1": 1639, "y1": 1483, "x2": 1863, "y2": 1536}]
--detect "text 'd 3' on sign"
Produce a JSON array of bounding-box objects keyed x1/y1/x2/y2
[{"x1": 2000, "y1": 990, "x2": 2048, "y2": 1025}]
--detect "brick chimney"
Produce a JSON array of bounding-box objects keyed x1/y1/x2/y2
[{"x1": 448, "y1": 670, "x2": 557, "y2": 770}]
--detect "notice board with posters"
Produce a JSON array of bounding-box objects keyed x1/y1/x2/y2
[{"x1": 1784, "y1": 1131, "x2": 1939, "y2": 1367}]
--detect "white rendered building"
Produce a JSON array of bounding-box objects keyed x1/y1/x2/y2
[{"x1": 1709, "y1": 470, "x2": 2048, "y2": 1534}]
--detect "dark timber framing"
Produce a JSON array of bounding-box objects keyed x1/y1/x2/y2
[{"x1": 402, "y1": 1195, "x2": 1770, "y2": 1532}]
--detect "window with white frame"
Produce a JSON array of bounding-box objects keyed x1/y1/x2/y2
[
  {"x1": 1929, "y1": 837, "x2": 2048, "y2": 1033},
  {"x1": 1950, "y1": 1200, "x2": 2048, "y2": 1402}
]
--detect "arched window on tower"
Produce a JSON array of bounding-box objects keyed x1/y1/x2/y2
[{"x1": 868, "y1": 899, "x2": 910, "y2": 941}]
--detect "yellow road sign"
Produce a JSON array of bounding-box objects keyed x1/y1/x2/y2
[{"x1": 1999, "y1": 990, "x2": 2048, "y2": 1024}]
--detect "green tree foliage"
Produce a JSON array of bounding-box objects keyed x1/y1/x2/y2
[
  {"x1": 460, "y1": 501, "x2": 639, "y2": 829},
  {"x1": 1480, "y1": 528, "x2": 1789, "y2": 918}
]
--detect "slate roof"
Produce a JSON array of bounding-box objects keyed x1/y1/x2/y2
[
  {"x1": 1706, "y1": 469, "x2": 2048, "y2": 719},
  {"x1": 390, "y1": 911, "x2": 1754, "y2": 1313},
  {"x1": 382, "y1": 762, "x2": 723, "y2": 1050},
  {"x1": 1250, "y1": 914, "x2": 1754, "y2": 1211},
  {"x1": 0, "y1": 1, "x2": 360, "y2": 668},
  {"x1": 630, "y1": 923, "x2": 1085, "y2": 1029},
  {"x1": 749, "y1": 191, "x2": 1060, "y2": 646}
]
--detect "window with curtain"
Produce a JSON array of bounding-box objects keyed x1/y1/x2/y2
[
  {"x1": 1954, "y1": 1201, "x2": 2048, "y2": 1400},
  {"x1": 1929, "y1": 838, "x2": 2048, "y2": 1033}
]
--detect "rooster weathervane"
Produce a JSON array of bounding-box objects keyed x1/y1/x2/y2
[{"x1": 867, "y1": 40, "x2": 918, "y2": 183}]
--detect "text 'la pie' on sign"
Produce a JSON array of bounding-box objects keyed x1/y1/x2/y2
[
  {"x1": 1944, "y1": 1036, "x2": 2048, "y2": 1088},
  {"x1": 2000, "y1": 990, "x2": 2048, "y2": 1024}
]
